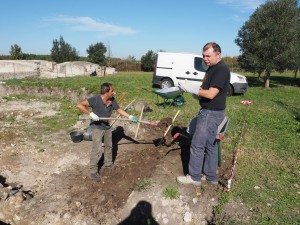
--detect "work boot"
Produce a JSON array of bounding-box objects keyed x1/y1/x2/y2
[
  {"x1": 90, "y1": 172, "x2": 101, "y2": 181},
  {"x1": 176, "y1": 174, "x2": 201, "y2": 186}
]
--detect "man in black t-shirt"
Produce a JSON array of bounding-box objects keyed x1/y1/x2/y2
[
  {"x1": 77, "y1": 83, "x2": 138, "y2": 181},
  {"x1": 177, "y1": 42, "x2": 230, "y2": 186}
]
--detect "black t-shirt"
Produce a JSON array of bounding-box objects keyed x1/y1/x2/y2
[
  {"x1": 88, "y1": 95, "x2": 120, "y2": 129},
  {"x1": 200, "y1": 60, "x2": 230, "y2": 110}
]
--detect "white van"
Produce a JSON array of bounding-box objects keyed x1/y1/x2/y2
[{"x1": 152, "y1": 52, "x2": 248, "y2": 96}]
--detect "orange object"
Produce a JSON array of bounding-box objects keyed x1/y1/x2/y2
[
  {"x1": 240, "y1": 100, "x2": 252, "y2": 105},
  {"x1": 118, "y1": 92, "x2": 127, "y2": 104}
]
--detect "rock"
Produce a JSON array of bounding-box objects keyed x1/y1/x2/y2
[
  {"x1": 156, "y1": 212, "x2": 161, "y2": 219},
  {"x1": 13, "y1": 214, "x2": 21, "y2": 221},
  {"x1": 63, "y1": 213, "x2": 71, "y2": 219},
  {"x1": 183, "y1": 211, "x2": 192, "y2": 222},
  {"x1": 75, "y1": 201, "x2": 82, "y2": 207},
  {"x1": 2, "y1": 192, "x2": 9, "y2": 201},
  {"x1": 162, "y1": 218, "x2": 169, "y2": 224},
  {"x1": 134, "y1": 100, "x2": 147, "y2": 112},
  {"x1": 192, "y1": 197, "x2": 198, "y2": 204},
  {"x1": 16, "y1": 115, "x2": 22, "y2": 120}
]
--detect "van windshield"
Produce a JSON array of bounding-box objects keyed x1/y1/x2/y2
[{"x1": 194, "y1": 57, "x2": 208, "y2": 72}]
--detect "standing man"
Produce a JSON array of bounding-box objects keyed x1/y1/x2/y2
[
  {"x1": 77, "y1": 82, "x2": 139, "y2": 181},
  {"x1": 177, "y1": 42, "x2": 230, "y2": 186}
]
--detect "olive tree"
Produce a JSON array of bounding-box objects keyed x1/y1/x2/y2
[
  {"x1": 86, "y1": 42, "x2": 107, "y2": 66},
  {"x1": 235, "y1": 0, "x2": 300, "y2": 87},
  {"x1": 51, "y1": 36, "x2": 79, "y2": 63}
]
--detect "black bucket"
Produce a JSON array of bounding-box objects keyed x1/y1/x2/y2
[{"x1": 70, "y1": 131, "x2": 84, "y2": 143}]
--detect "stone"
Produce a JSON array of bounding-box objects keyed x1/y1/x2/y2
[
  {"x1": 184, "y1": 211, "x2": 192, "y2": 222},
  {"x1": 134, "y1": 100, "x2": 147, "y2": 112}
]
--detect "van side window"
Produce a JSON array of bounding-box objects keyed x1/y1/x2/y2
[{"x1": 194, "y1": 57, "x2": 207, "y2": 72}]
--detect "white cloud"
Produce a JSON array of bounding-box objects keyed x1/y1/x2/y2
[
  {"x1": 217, "y1": 0, "x2": 265, "y2": 12},
  {"x1": 46, "y1": 15, "x2": 138, "y2": 36}
]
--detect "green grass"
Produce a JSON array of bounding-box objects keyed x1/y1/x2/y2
[
  {"x1": 224, "y1": 86, "x2": 300, "y2": 224},
  {"x1": 134, "y1": 178, "x2": 153, "y2": 192},
  {"x1": 3, "y1": 71, "x2": 300, "y2": 224},
  {"x1": 162, "y1": 185, "x2": 180, "y2": 199},
  {"x1": 4, "y1": 72, "x2": 201, "y2": 125},
  {"x1": 212, "y1": 191, "x2": 231, "y2": 215}
]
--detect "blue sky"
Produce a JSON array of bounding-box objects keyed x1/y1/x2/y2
[{"x1": 0, "y1": 0, "x2": 266, "y2": 59}]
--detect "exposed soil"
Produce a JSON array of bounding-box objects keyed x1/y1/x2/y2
[{"x1": 0, "y1": 85, "x2": 251, "y2": 225}]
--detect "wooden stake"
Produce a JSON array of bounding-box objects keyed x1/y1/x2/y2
[
  {"x1": 157, "y1": 110, "x2": 180, "y2": 146},
  {"x1": 134, "y1": 105, "x2": 145, "y2": 139},
  {"x1": 163, "y1": 110, "x2": 180, "y2": 136}
]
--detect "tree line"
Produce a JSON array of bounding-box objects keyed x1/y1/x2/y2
[{"x1": 1, "y1": 36, "x2": 144, "y2": 72}]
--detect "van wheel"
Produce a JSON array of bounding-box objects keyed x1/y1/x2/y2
[
  {"x1": 227, "y1": 85, "x2": 233, "y2": 96},
  {"x1": 160, "y1": 78, "x2": 174, "y2": 89}
]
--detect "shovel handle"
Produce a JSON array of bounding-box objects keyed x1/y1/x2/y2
[
  {"x1": 163, "y1": 110, "x2": 180, "y2": 136},
  {"x1": 138, "y1": 87, "x2": 153, "y2": 92},
  {"x1": 82, "y1": 116, "x2": 156, "y2": 125},
  {"x1": 118, "y1": 92, "x2": 127, "y2": 104}
]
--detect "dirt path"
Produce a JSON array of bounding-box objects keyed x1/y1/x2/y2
[{"x1": 0, "y1": 85, "x2": 249, "y2": 225}]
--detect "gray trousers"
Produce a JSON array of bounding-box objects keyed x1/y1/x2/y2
[
  {"x1": 189, "y1": 109, "x2": 225, "y2": 181},
  {"x1": 89, "y1": 127, "x2": 113, "y2": 173}
]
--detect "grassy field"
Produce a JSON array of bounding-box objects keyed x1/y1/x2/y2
[{"x1": 3, "y1": 71, "x2": 300, "y2": 224}]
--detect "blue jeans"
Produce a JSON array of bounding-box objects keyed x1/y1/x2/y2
[{"x1": 189, "y1": 109, "x2": 225, "y2": 181}]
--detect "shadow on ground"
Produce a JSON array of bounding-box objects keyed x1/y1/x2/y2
[{"x1": 117, "y1": 201, "x2": 159, "y2": 225}]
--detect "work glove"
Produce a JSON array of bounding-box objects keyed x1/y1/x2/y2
[
  {"x1": 129, "y1": 115, "x2": 139, "y2": 123},
  {"x1": 89, "y1": 112, "x2": 100, "y2": 121},
  {"x1": 178, "y1": 81, "x2": 201, "y2": 96}
]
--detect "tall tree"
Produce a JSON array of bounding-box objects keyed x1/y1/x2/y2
[
  {"x1": 235, "y1": 0, "x2": 300, "y2": 87},
  {"x1": 86, "y1": 42, "x2": 107, "y2": 66},
  {"x1": 141, "y1": 50, "x2": 156, "y2": 72},
  {"x1": 51, "y1": 36, "x2": 79, "y2": 63},
  {"x1": 10, "y1": 44, "x2": 23, "y2": 59}
]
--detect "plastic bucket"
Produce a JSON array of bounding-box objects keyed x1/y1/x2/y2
[{"x1": 70, "y1": 131, "x2": 84, "y2": 143}]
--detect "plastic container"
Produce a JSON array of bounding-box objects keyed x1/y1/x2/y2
[{"x1": 70, "y1": 131, "x2": 84, "y2": 143}]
